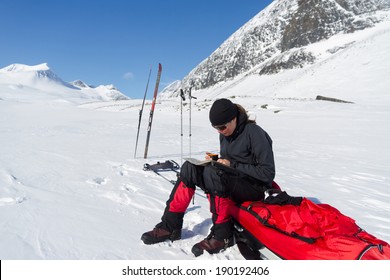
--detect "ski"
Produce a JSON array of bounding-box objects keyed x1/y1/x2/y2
[
  {"x1": 134, "y1": 65, "x2": 152, "y2": 158},
  {"x1": 144, "y1": 63, "x2": 162, "y2": 159}
]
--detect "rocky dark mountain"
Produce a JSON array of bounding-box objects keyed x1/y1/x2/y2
[{"x1": 161, "y1": 0, "x2": 390, "y2": 97}]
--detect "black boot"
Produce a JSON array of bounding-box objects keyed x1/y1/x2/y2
[
  {"x1": 141, "y1": 210, "x2": 184, "y2": 245},
  {"x1": 191, "y1": 221, "x2": 234, "y2": 257},
  {"x1": 191, "y1": 233, "x2": 234, "y2": 257},
  {"x1": 141, "y1": 223, "x2": 181, "y2": 245},
  {"x1": 141, "y1": 175, "x2": 196, "y2": 245}
]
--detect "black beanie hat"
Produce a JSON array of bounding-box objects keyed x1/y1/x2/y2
[{"x1": 209, "y1": 98, "x2": 238, "y2": 126}]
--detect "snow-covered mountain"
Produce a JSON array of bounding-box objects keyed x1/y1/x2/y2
[
  {"x1": 161, "y1": 0, "x2": 390, "y2": 98},
  {"x1": 0, "y1": 63, "x2": 129, "y2": 102}
]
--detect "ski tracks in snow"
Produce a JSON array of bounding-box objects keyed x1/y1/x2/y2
[{"x1": 84, "y1": 161, "x2": 171, "y2": 214}]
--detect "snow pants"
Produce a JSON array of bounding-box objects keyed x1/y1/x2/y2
[{"x1": 160, "y1": 161, "x2": 265, "y2": 240}]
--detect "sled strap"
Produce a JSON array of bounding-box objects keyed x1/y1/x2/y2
[{"x1": 239, "y1": 203, "x2": 317, "y2": 244}]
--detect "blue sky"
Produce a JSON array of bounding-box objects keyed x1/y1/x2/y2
[{"x1": 0, "y1": 0, "x2": 273, "y2": 98}]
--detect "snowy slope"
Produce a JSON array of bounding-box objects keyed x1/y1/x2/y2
[{"x1": 1, "y1": 23, "x2": 390, "y2": 261}]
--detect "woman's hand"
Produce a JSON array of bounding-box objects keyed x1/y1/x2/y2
[{"x1": 217, "y1": 158, "x2": 230, "y2": 166}]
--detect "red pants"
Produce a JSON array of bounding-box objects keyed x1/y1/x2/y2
[{"x1": 159, "y1": 161, "x2": 264, "y2": 239}]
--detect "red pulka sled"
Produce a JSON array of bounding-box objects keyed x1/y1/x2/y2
[{"x1": 231, "y1": 182, "x2": 390, "y2": 260}]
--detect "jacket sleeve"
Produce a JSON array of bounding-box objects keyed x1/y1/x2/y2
[{"x1": 232, "y1": 125, "x2": 275, "y2": 186}]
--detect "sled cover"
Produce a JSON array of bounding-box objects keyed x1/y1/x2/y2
[{"x1": 231, "y1": 195, "x2": 390, "y2": 260}]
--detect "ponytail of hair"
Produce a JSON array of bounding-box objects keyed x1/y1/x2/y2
[{"x1": 236, "y1": 104, "x2": 256, "y2": 124}]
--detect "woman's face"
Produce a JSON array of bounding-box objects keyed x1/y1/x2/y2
[{"x1": 214, "y1": 117, "x2": 237, "y2": 137}]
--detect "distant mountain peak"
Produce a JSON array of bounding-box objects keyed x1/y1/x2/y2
[
  {"x1": 0, "y1": 63, "x2": 50, "y2": 73},
  {"x1": 0, "y1": 62, "x2": 70, "y2": 88},
  {"x1": 0, "y1": 63, "x2": 129, "y2": 102},
  {"x1": 71, "y1": 80, "x2": 91, "y2": 88}
]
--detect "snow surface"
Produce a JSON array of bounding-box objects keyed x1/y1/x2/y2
[{"x1": 1, "y1": 22, "x2": 390, "y2": 260}]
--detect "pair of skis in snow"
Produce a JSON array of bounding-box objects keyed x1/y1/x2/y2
[{"x1": 134, "y1": 63, "x2": 163, "y2": 159}]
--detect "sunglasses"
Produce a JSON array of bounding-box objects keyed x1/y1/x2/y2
[{"x1": 213, "y1": 122, "x2": 229, "y2": 131}]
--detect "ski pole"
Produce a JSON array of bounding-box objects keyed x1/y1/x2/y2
[
  {"x1": 180, "y1": 89, "x2": 186, "y2": 164},
  {"x1": 188, "y1": 87, "x2": 196, "y2": 158}
]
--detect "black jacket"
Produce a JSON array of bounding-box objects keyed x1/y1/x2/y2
[{"x1": 219, "y1": 110, "x2": 275, "y2": 187}]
